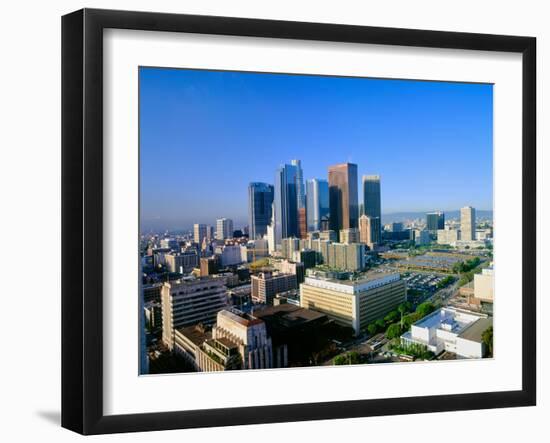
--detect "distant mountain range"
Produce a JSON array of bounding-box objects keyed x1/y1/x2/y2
[{"x1": 381, "y1": 210, "x2": 493, "y2": 224}]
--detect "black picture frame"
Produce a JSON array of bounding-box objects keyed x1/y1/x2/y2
[{"x1": 61, "y1": 8, "x2": 537, "y2": 435}]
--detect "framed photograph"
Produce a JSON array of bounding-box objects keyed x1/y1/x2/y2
[{"x1": 61, "y1": 8, "x2": 536, "y2": 435}]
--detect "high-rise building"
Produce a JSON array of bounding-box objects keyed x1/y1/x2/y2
[
  {"x1": 426, "y1": 211, "x2": 445, "y2": 233},
  {"x1": 273, "y1": 162, "x2": 300, "y2": 247},
  {"x1": 193, "y1": 223, "x2": 207, "y2": 245},
  {"x1": 362, "y1": 175, "x2": 382, "y2": 242},
  {"x1": 306, "y1": 179, "x2": 329, "y2": 231},
  {"x1": 460, "y1": 206, "x2": 476, "y2": 241},
  {"x1": 437, "y1": 228, "x2": 459, "y2": 245},
  {"x1": 248, "y1": 182, "x2": 274, "y2": 240},
  {"x1": 300, "y1": 273, "x2": 406, "y2": 335},
  {"x1": 359, "y1": 214, "x2": 381, "y2": 249},
  {"x1": 291, "y1": 159, "x2": 306, "y2": 209},
  {"x1": 216, "y1": 218, "x2": 234, "y2": 241},
  {"x1": 328, "y1": 163, "x2": 359, "y2": 237},
  {"x1": 298, "y1": 207, "x2": 307, "y2": 239},
  {"x1": 206, "y1": 225, "x2": 215, "y2": 240},
  {"x1": 165, "y1": 250, "x2": 199, "y2": 274},
  {"x1": 161, "y1": 277, "x2": 228, "y2": 349}
]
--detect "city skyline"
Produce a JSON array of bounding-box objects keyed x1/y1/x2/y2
[{"x1": 140, "y1": 67, "x2": 493, "y2": 231}]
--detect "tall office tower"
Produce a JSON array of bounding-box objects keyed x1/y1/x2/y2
[
  {"x1": 161, "y1": 277, "x2": 228, "y2": 349},
  {"x1": 359, "y1": 214, "x2": 381, "y2": 249},
  {"x1": 362, "y1": 175, "x2": 382, "y2": 241},
  {"x1": 306, "y1": 179, "x2": 329, "y2": 231},
  {"x1": 426, "y1": 211, "x2": 445, "y2": 233},
  {"x1": 216, "y1": 218, "x2": 234, "y2": 241},
  {"x1": 206, "y1": 225, "x2": 215, "y2": 241},
  {"x1": 248, "y1": 182, "x2": 274, "y2": 240},
  {"x1": 273, "y1": 162, "x2": 300, "y2": 247},
  {"x1": 460, "y1": 206, "x2": 476, "y2": 241},
  {"x1": 298, "y1": 207, "x2": 308, "y2": 239},
  {"x1": 193, "y1": 223, "x2": 207, "y2": 245},
  {"x1": 328, "y1": 163, "x2": 359, "y2": 238},
  {"x1": 291, "y1": 159, "x2": 306, "y2": 209}
]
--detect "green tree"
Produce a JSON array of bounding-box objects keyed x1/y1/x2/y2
[
  {"x1": 416, "y1": 301, "x2": 435, "y2": 318},
  {"x1": 482, "y1": 326, "x2": 493, "y2": 357},
  {"x1": 375, "y1": 319, "x2": 386, "y2": 330},
  {"x1": 386, "y1": 323, "x2": 403, "y2": 340},
  {"x1": 367, "y1": 323, "x2": 378, "y2": 336},
  {"x1": 384, "y1": 310, "x2": 400, "y2": 324}
]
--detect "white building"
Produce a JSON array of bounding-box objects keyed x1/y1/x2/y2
[
  {"x1": 401, "y1": 307, "x2": 492, "y2": 358},
  {"x1": 437, "y1": 228, "x2": 459, "y2": 245},
  {"x1": 460, "y1": 206, "x2": 476, "y2": 241},
  {"x1": 217, "y1": 244, "x2": 242, "y2": 267},
  {"x1": 413, "y1": 229, "x2": 431, "y2": 246}
]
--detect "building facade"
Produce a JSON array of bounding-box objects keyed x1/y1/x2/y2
[
  {"x1": 216, "y1": 218, "x2": 234, "y2": 241},
  {"x1": 362, "y1": 175, "x2": 382, "y2": 241},
  {"x1": 251, "y1": 272, "x2": 297, "y2": 305},
  {"x1": 300, "y1": 273, "x2": 406, "y2": 335},
  {"x1": 328, "y1": 163, "x2": 359, "y2": 237},
  {"x1": 359, "y1": 214, "x2": 381, "y2": 249},
  {"x1": 193, "y1": 223, "x2": 207, "y2": 245},
  {"x1": 161, "y1": 277, "x2": 228, "y2": 349},
  {"x1": 248, "y1": 182, "x2": 274, "y2": 241},
  {"x1": 273, "y1": 162, "x2": 300, "y2": 247},
  {"x1": 460, "y1": 206, "x2": 476, "y2": 241},
  {"x1": 306, "y1": 178, "x2": 329, "y2": 231},
  {"x1": 426, "y1": 211, "x2": 445, "y2": 233}
]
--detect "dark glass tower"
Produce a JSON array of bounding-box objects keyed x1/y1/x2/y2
[
  {"x1": 248, "y1": 182, "x2": 274, "y2": 240},
  {"x1": 363, "y1": 175, "x2": 382, "y2": 241},
  {"x1": 273, "y1": 163, "x2": 300, "y2": 247}
]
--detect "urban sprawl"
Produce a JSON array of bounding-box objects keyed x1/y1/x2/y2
[{"x1": 141, "y1": 160, "x2": 494, "y2": 374}]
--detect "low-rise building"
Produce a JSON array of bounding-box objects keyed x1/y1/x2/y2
[
  {"x1": 300, "y1": 273, "x2": 406, "y2": 335},
  {"x1": 400, "y1": 307, "x2": 491, "y2": 358},
  {"x1": 474, "y1": 267, "x2": 494, "y2": 302},
  {"x1": 251, "y1": 272, "x2": 297, "y2": 305}
]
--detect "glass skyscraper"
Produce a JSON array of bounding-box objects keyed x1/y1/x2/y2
[
  {"x1": 291, "y1": 159, "x2": 306, "y2": 209},
  {"x1": 306, "y1": 178, "x2": 329, "y2": 231},
  {"x1": 248, "y1": 182, "x2": 274, "y2": 240},
  {"x1": 273, "y1": 162, "x2": 300, "y2": 247},
  {"x1": 426, "y1": 211, "x2": 445, "y2": 232},
  {"x1": 363, "y1": 175, "x2": 382, "y2": 240},
  {"x1": 328, "y1": 163, "x2": 359, "y2": 234}
]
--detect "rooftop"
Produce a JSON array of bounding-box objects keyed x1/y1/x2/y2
[
  {"x1": 458, "y1": 317, "x2": 493, "y2": 342},
  {"x1": 253, "y1": 304, "x2": 326, "y2": 328},
  {"x1": 176, "y1": 324, "x2": 211, "y2": 346},
  {"x1": 218, "y1": 309, "x2": 264, "y2": 327}
]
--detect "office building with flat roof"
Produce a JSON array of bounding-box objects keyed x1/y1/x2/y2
[
  {"x1": 300, "y1": 273, "x2": 406, "y2": 335},
  {"x1": 193, "y1": 223, "x2": 207, "y2": 245},
  {"x1": 273, "y1": 162, "x2": 300, "y2": 246},
  {"x1": 362, "y1": 175, "x2": 382, "y2": 240},
  {"x1": 426, "y1": 211, "x2": 445, "y2": 233},
  {"x1": 461, "y1": 206, "x2": 476, "y2": 241},
  {"x1": 251, "y1": 272, "x2": 297, "y2": 305},
  {"x1": 359, "y1": 214, "x2": 381, "y2": 249},
  {"x1": 161, "y1": 277, "x2": 228, "y2": 349},
  {"x1": 216, "y1": 218, "x2": 234, "y2": 241}
]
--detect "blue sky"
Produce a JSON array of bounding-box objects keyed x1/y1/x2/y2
[{"x1": 140, "y1": 67, "x2": 493, "y2": 231}]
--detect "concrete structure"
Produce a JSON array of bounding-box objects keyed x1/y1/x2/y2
[
  {"x1": 328, "y1": 163, "x2": 359, "y2": 237},
  {"x1": 359, "y1": 214, "x2": 381, "y2": 249},
  {"x1": 401, "y1": 307, "x2": 491, "y2": 358},
  {"x1": 216, "y1": 244, "x2": 242, "y2": 267},
  {"x1": 437, "y1": 228, "x2": 460, "y2": 245},
  {"x1": 474, "y1": 267, "x2": 494, "y2": 302},
  {"x1": 412, "y1": 229, "x2": 431, "y2": 246},
  {"x1": 161, "y1": 277, "x2": 228, "y2": 349},
  {"x1": 193, "y1": 223, "x2": 207, "y2": 245},
  {"x1": 251, "y1": 272, "x2": 297, "y2": 305},
  {"x1": 300, "y1": 273, "x2": 406, "y2": 335},
  {"x1": 248, "y1": 182, "x2": 274, "y2": 240},
  {"x1": 165, "y1": 250, "x2": 199, "y2": 274},
  {"x1": 340, "y1": 227, "x2": 360, "y2": 244},
  {"x1": 216, "y1": 218, "x2": 234, "y2": 241},
  {"x1": 306, "y1": 178, "x2": 330, "y2": 232},
  {"x1": 200, "y1": 256, "x2": 219, "y2": 276},
  {"x1": 274, "y1": 259, "x2": 305, "y2": 284},
  {"x1": 460, "y1": 206, "x2": 476, "y2": 241},
  {"x1": 298, "y1": 207, "x2": 307, "y2": 239},
  {"x1": 160, "y1": 238, "x2": 179, "y2": 250}
]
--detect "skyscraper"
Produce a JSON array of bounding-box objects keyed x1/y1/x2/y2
[
  {"x1": 328, "y1": 163, "x2": 359, "y2": 237},
  {"x1": 306, "y1": 179, "x2": 329, "y2": 232},
  {"x1": 216, "y1": 218, "x2": 234, "y2": 241},
  {"x1": 362, "y1": 175, "x2": 381, "y2": 242},
  {"x1": 273, "y1": 162, "x2": 300, "y2": 247},
  {"x1": 426, "y1": 211, "x2": 445, "y2": 233},
  {"x1": 460, "y1": 206, "x2": 476, "y2": 241},
  {"x1": 193, "y1": 223, "x2": 207, "y2": 245},
  {"x1": 248, "y1": 182, "x2": 274, "y2": 240},
  {"x1": 291, "y1": 159, "x2": 306, "y2": 209}
]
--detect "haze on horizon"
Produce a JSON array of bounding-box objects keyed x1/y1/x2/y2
[{"x1": 139, "y1": 68, "x2": 493, "y2": 232}]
